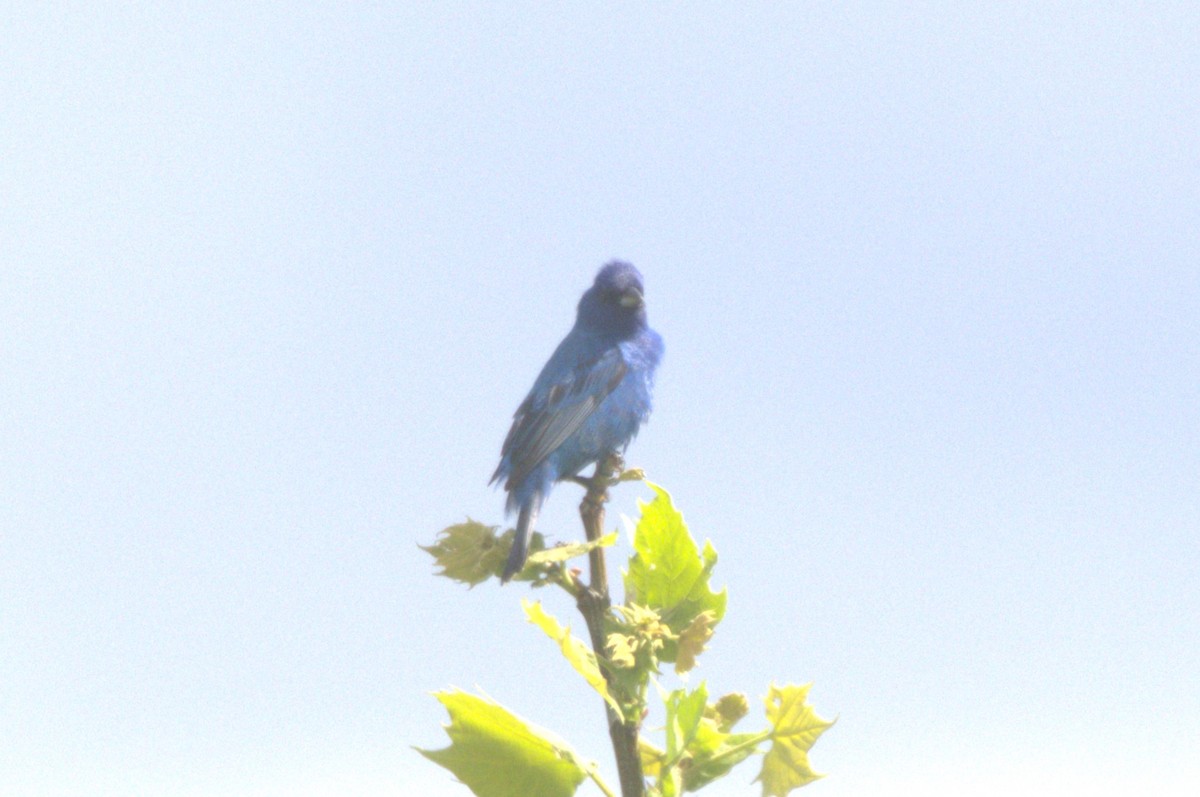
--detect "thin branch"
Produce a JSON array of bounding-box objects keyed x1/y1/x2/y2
[
  {"x1": 585, "y1": 763, "x2": 618, "y2": 797},
  {"x1": 573, "y1": 452, "x2": 645, "y2": 797}
]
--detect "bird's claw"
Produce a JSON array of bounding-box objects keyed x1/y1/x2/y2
[
  {"x1": 604, "y1": 452, "x2": 626, "y2": 474},
  {"x1": 569, "y1": 455, "x2": 639, "y2": 493}
]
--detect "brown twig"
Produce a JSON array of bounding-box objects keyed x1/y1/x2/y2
[{"x1": 574, "y1": 452, "x2": 644, "y2": 797}]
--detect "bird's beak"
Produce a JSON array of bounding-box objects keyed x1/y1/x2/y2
[{"x1": 619, "y1": 286, "x2": 644, "y2": 309}]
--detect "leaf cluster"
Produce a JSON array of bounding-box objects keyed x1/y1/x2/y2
[{"x1": 419, "y1": 481, "x2": 832, "y2": 797}]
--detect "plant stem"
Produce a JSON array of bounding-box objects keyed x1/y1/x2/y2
[
  {"x1": 700, "y1": 728, "x2": 772, "y2": 769},
  {"x1": 586, "y1": 765, "x2": 618, "y2": 797},
  {"x1": 575, "y1": 453, "x2": 644, "y2": 797}
]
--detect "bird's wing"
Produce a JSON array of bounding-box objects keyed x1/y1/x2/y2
[{"x1": 496, "y1": 347, "x2": 627, "y2": 491}]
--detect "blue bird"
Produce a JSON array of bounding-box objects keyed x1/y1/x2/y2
[{"x1": 492, "y1": 261, "x2": 663, "y2": 582}]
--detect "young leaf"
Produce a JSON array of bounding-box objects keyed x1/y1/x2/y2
[
  {"x1": 417, "y1": 690, "x2": 587, "y2": 797},
  {"x1": 674, "y1": 610, "x2": 716, "y2": 674},
  {"x1": 664, "y1": 684, "x2": 708, "y2": 765},
  {"x1": 623, "y1": 483, "x2": 727, "y2": 662},
  {"x1": 681, "y1": 724, "x2": 764, "y2": 792},
  {"x1": 663, "y1": 689, "x2": 766, "y2": 792},
  {"x1": 523, "y1": 600, "x2": 621, "y2": 715},
  {"x1": 606, "y1": 631, "x2": 638, "y2": 669},
  {"x1": 639, "y1": 738, "x2": 666, "y2": 778},
  {"x1": 420, "y1": 520, "x2": 505, "y2": 586},
  {"x1": 422, "y1": 522, "x2": 546, "y2": 586},
  {"x1": 757, "y1": 684, "x2": 835, "y2": 796},
  {"x1": 527, "y1": 531, "x2": 618, "y2": 566},
  {"x1": 709, "y1": 692, "x2": 750, "y2": 732}
]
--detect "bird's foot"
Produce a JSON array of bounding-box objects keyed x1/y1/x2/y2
[
  {"x1": 568, "y1": 474, "x2": 618, "y2": 496},
  {"x1": 568, "y1": 455, "x2": 640, "y2": 493}
]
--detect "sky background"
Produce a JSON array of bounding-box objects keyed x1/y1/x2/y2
[{"x1": 3, "y1": 3, "x2": 1198, "y2": 796}]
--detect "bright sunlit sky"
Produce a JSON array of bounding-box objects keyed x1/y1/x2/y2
[{"x1": 4, "y1": 4, "x2": 1198, "y2": 796}]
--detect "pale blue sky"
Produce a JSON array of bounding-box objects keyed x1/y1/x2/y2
[{"x1": 3, "y1": 4, "x2": 1198, "y2": 796}]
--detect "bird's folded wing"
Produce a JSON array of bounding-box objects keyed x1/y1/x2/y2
[{"x1": 498, "y1": 348, "x2": 628, "y2": 491}]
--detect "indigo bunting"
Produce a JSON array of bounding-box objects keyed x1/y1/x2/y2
[{"x1": 492, "y1": 261, "x2": 664, "y2": 582}]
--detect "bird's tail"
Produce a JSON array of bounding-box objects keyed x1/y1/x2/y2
[{"x1": 501, "y1": 500, "x2": 539, "y2": 583}]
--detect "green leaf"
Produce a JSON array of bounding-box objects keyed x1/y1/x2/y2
[
  {"x1": 417, "y1": 690, "x2": 587, "y2": 797},
  {"x1": 662, "y1": 765, "x2": 682, "y2": 797},
  {"x1": 523, "y1": 600, "x2": 621, "y2": 715},
  {"x1": 657, "y1": 684, "x2": 766, "y2": 794},
  {"x1": 682, "y1": 725, "x2": 763, "y2": 792},
  {"x1": 674, "y1": 610, "x2": 716, "y2": 674},
  {"x1": 527, "y1": 531, "x2": 618, "y2": 566},
  {"x1": 757, "y1": 684, "x2": 835, "y2": 796},
  {"x1": 420, "y1": 520, "x2": 505, "y2": 586},
  {"x1": 653, "y1": 687, "x2": 766, "y2": 793},
  {"x1": 639, "y1": 738, "x2": 666, "y2": 779},
  {"x1": 664, "y1": 684, "x2": 708, "y2": 766},
  {"x1": 654, "y1": 687, "x2": 766, "y2": 793},
  {"x1": 623, "y1": 483, "x2": 727, "y2": 662},
  {"x1": 421, "y1": 521, "x2": 546, "y2": 586}
]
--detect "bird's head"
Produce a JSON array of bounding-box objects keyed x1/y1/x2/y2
[{"x1": 576, "y1": 260, "x2": 647, "y2": 338}]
